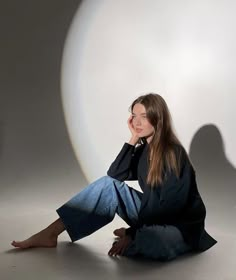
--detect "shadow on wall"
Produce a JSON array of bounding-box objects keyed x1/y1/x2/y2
[
  {"x1": 189, "y1": 124, "x2": 236, "y2": 235},
  {"x1": 0, "y1": 0, "x2": 85, "y2": 190}
]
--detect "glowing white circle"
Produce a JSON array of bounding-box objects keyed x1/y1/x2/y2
[{"x1": 61, "y1": 0, "x2": 236, "y2": 182}]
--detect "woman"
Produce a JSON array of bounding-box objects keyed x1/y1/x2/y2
[{"x1": 11, "y1": 93, "x2": 217, "y2": 261}]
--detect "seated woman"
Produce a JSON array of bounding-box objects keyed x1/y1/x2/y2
[{"x1": 11, "y1": 93, "x2": 217, "y2": 261}]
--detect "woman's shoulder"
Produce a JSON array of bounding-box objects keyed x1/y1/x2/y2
[
  {"x1": 173, "y1": 142, "x2": 187, "y2": 154},
  {"x1": 172, "y1": 143, "x2": 191, "y2": 166},
  {"x1": 173, "y1": 143, "x2": 196, "y2": 175},
  {"x1": 172, "y1": 143, "x2": 186, "y2": 156}
]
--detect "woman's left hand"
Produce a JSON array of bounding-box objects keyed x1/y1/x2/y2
[{"x1": 108, "y1": 235, "x2": 132, "y2": 256}]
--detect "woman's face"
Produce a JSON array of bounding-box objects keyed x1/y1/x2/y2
[{"x1": 132, "y1": 103, "x2": 155, "y2": 143}]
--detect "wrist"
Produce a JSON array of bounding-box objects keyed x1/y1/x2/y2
[
  {"x1": 125, "y1": 227, "x2": 137, "y2": 240},
  {"x1": 128, "y1": 136, "x2": 139, "y2": 146}
]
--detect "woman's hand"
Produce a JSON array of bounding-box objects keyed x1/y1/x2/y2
[
  {"x1": 127, "y1": 115, "x2": 139, "y2": 145},
  {"x1": 108, "y1": 235, "x2": 132, "y2": 257}
]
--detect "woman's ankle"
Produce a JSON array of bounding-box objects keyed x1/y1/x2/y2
[{"x1": 45, "y1": 218, "x2": 65, "y2": 237}]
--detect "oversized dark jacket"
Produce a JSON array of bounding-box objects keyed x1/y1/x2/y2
[{"x1": 107, "y1": 141, "x2": 217, "y2": 252}]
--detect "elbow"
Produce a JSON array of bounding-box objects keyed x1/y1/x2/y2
[
  {"x1": 107, "y1": 169, "x2": 119, "y2": 179},
  {"x1": 106, "y1": 170, "x2": 123, "y2": 181},
  {"x1": 107, "y1": 167, "x2": 115, "y2": 178}
]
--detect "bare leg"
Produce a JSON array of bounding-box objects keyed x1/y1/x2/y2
[{"x1": 11, "y1": 218, "x2": 65, "y2": 249}]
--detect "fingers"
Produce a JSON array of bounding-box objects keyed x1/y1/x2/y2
[
  {"x1": 108, "y1": 236, "x2": 131, "y2": 257},
  {"x1": 127, "y1": 115, "x2": 137, "y2": 136},
  {"x1": 128, "y1": 115, "x2": 133, "y2": 122},
  {"x1": 108, "y1": 242, "x2": 122, "y2": 256},
  {"x1": 108, "y1": 239, "x2": 124, "y2": 256},
  {"x1": 127, "y1": 116, "x2": 133, "y2": 129}
]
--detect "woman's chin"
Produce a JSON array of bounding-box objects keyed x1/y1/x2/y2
[{"x1": 138, "y1": 133, "x2": 146, "y2": 138}]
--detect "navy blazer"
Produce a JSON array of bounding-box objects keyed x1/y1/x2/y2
[{"x1": 107, "y1": 142, "x2": 217, "y2": 252}]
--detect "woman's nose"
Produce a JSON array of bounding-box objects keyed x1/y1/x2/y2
[{"x1": 134, "y1": 118, "x2": 142, "y2": 126}]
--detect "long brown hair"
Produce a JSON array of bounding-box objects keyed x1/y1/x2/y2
[{"x1": 130, "y1": 93, "x2": 183, "y2": 187}]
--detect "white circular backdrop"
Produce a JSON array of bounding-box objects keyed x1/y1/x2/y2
[{"x1": 61, "y1": 0, "x2": 236, "y2": 182}]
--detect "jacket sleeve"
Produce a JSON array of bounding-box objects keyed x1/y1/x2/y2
[
  {"x1": 125, "y1": 226, "x2": 137, "y2": 239},
  {"x1": 107, "y1": 143, "x2": 141, "y2": 181}
]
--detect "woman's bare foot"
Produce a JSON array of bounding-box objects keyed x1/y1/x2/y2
[
  {"x1": 11, "y1": 229, "x2": 58, "y2": 249},
  {"x1": 11, "y1": 218, "x2": 64, "y2": 249},
  {"x1": 113, "y1": 227, "x2": 126, "y2": 238}
]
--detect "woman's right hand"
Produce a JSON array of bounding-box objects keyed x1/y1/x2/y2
[{"x1": 127, "y1": 115, "x2": 140, "y2": 145}]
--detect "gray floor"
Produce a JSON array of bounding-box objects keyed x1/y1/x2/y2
[{"x1": 0, "y1": 162, "x2": 235, "y2": 280}]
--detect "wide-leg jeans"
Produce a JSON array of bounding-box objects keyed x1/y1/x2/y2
[{"x1": 56, "y1": 176, "x2": 191, "y2": 261}]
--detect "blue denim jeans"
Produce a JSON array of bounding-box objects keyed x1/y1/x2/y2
[{"x1": 56, "y1": 176, "x2": 191, "y2": 261}]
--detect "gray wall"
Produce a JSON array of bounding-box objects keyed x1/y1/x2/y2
[
  {"x1": 0, "y1": 1, "x2": 235, "y2": 235},
  {"x1": 0, "y1": 1, "x2": 87, "y2": 203}
]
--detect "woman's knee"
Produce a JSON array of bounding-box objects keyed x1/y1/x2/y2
[
  {"x1": 91, "y1": 176, "x2": 123, "y2": 194},
  {"x1": 91, "y1": 175, "x2": 115, "y2": 187},
  {"x1": 96, "y1": 175, "x2": 118, "y2": 184},
  {"x1": 99, "y1": 175, "x2": 125, "y2": 189}
]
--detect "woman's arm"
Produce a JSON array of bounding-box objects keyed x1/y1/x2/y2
[
  {"x1": 107, "y1": 138, "x2": 143, "y2": 181},
  {"x1": 107, "y1": 115, "x2": 141, "y2": 181}
]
